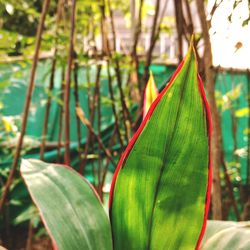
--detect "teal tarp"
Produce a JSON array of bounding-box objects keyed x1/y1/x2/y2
[{"x1": 0, "y1": 61, "x2": 249, "y2": 184}]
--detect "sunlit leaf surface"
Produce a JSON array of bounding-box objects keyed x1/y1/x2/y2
[{"x1": 110, "y1": 44, "x2": 211, "y2": 250}]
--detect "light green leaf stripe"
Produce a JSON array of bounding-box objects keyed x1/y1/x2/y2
[
  {"x1": 111, "y1": 46, "x2": 209, "y2": 250},
  {"x1": 21, "y1": 159, "x2": 112, "y2": 250}
]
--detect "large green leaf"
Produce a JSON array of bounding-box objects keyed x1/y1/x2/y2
[
  {"x1": 21, "y1": 159, "x2": 112, "y2": 250},
  {"x1": 109, "y1": 44, "x2": 211, "y2": 249},
  {"x1": 202, "y1": 220, "x2": 250, "y2": 250}
]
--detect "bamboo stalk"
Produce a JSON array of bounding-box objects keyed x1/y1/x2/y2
[{"x1": 0, "y1": 0, "x2": 51, "y2": 212}]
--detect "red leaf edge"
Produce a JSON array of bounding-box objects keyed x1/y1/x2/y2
[{"x1": 195, "y1": 75, "x2": 212, "y2": 250}]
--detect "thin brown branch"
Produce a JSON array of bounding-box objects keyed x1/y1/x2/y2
[
  {"x1": 25, "y1": 221, "x2": 33, "y2": 250},
  {"x1": 131, "y1": 0, "x2": 144, "y2": 56},
  {"x1": 107, "y1": 0, "x2": 117, "y2": 51},
  {"x1": 99, "y1": 126, "x2": 118, "y2": 202},
  {"x1": 114, "y1": 62, "x2": 132, "y2": 141},
  {"x1": 208, "y1": 0, "x2": 223, "y2": 29},
  {"x1": 182, "y1": 1, "x2": 203, "y2": 73},
  {"x1": 63, "y1": 0, "x2": 76, "y2": 165},
  {"x1": 104, "y1": 0, "x2": 132, "y2": 140},
  {"x1": 79, "y1": 65, "x2": 102, "y2": 174},
  {"x1": 174, "y1": 0, "x2": 184, "y2": 63},
  {"x1": 0, "y1": 0, "x2": 51, "y2": 212},
  {"x1": 242, "y1": 197, "x2": 250, "y2": 220},
  {"x1": 130, "y1": 0, "x2": 144, "y2": 92},
  {"x1": 57, "y1": 66, "x2": 65, "y2": 163},
  {"x1": 96, "y1": 61, "x2": 102, "y2": 196},
  {"x1": 153, "y1": 0, "x2": 169, "y2": 45},
  {"x1": 107, "y1": 60, "x2": 124, "y2": 148},
  {"x1": 183, "y1": 0, "x2": 194, "y2": 34},
  {"x1": 196, "y1": 0, "x2": 223, "y2": 220},
  {"x1": 73, "y1": 56, "x2": 84, "y2": 171},
  {"x1": 76, "y1": 107, "x2": 116, "y2": 167},
  {"x1": 142, "y1": 0, "x2": 161, "y2": 89},
  {"x1": 221, "y1": 154, "x2": 241, "y2": 221},
  {"x1": 40, "y1": 0, "x2": 64, "y2": 160},
  {"x1": 100, "y1": 0, "x2": 110, "y2": 55},
  {"x1": 40, "y1": 56, "x2": 56, "y2": 160}
]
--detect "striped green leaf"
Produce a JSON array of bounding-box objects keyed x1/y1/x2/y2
[
  {"x1": 109, "y1": 43, "x2": 211, "y2": 250},
  {"x1": 21, "y1": 159, "x2": 112, "y2": 250}
]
